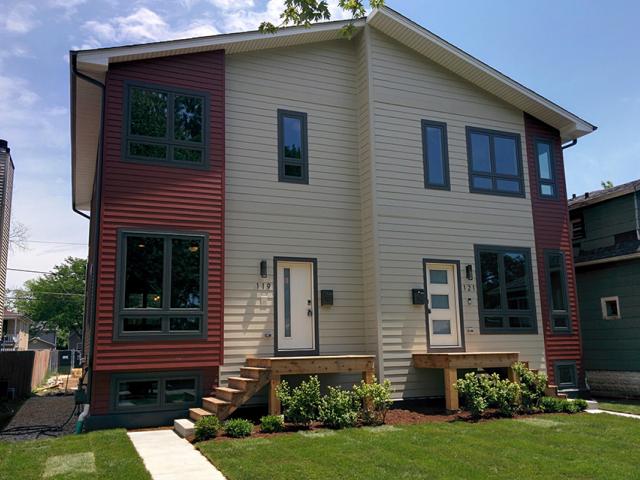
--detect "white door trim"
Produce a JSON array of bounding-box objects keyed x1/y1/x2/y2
[
  {"x1": 274, "y1": 257, "x2": 319, "y2": 356},
  {"x1": 423, "y1": 259, "x2": 465, "y2": 352}
]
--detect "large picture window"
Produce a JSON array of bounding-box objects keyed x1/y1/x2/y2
[
  {"x1": 466, "y1": 127, "x2": 524, "y2": 197},
  {"x1": 278, "y1": 109, "x2": 308, "y2": 184},
  {"x1": 116, "y1": 231, "x2": 207, "y2": 339},
  {"x1": 545, "y1": 250, "x2": 571, "y2": 332},
  {"x1": 475, "y1": 245, "x2": 537, "y2": 333},
  {"x1": 113, "y1": 373, "x2": 199, "y2": 411},
  {"x1": 124, "y1": 82, "x2": 207, "y2": 168}
]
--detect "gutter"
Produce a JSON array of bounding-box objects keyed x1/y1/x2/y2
[
  {"x1": 561, "y1": 139, "x2": 577, "y2": 150},
  {"x1": 70, "y1": 51, "x2": 106, "y2": 422}
]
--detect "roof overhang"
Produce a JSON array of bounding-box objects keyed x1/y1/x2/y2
[{"x1": 70, "y1": 7, "x2": 596, "y2": 213}]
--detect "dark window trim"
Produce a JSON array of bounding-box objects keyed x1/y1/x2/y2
[
  {"x1": 534, "y1": 137, "x2": 558, "y2": 199},
  {"x1": 114, "y1": 228, "x2": 208, "y2": 341},
  {"x1": 122, "y1": 80, "x2": 209, "y2": 170},
  {"x1": 422, "y1": 258, "x2": 466, "y2": 353},
  {"x1": 277, "y1": 109, "x2": 309, "y2": 184},
  {"x1": 474, "y1": 244, "x2": 538, "y2": 334},
  {"x1": 466, "y1": 126, "x2": 525, "y2": 198},
  {"x1": 111, "y1": 370, "x2": 201, "y2": 413},
  {"x1": 273, "y1": 257, "x2": 319, "y2": 356},
  {"x1": 553, "y1": 360, "x2": 578, "y2": 390},
  {"x1": 421, "y1": 120, "x2": 450, "y2": 190},
  {"x1": 544, "y1": 249, "x2": 571, "y2": 334}
]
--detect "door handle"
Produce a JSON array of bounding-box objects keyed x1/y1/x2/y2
[{"x1": 307, "y1": 309, "x2": 313, "y2": 317}]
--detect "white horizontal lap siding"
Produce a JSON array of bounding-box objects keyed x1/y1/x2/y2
[
  {"x1": 369, "y1": 29, "x2": 544, "y2": 399},
  {"x1": 223, "y1": 40, "x2": 367, "y2": 382}
]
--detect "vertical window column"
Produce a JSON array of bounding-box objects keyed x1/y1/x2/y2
[
  {"x1": 422, "y1": 120, "x2": 450, "y2": 190},
  {"x1": 278, "y1": 110, "x2": 308, "y2": 184},
  {"x1": 545, "y1": 250, "x2": 570, "y2": 332}
]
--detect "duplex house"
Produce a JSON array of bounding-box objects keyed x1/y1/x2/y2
[
  {"x1": 70, "y1": 7, "x2": 595, "y2": 429},
  {"x1": 569, "y1": 180, "x2": 640, "y2": 398}
]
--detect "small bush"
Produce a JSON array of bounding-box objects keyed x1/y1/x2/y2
[
  {"x1": 276, "y1": 375, "x2": 322, "y2": 427},
  {"x1": 540, "y1": 396, "x2": 564, "y2": 413},
  {"x1": 260, "y1": 415, "x2": 285, "y2": 433},
  {"x1": 194, "y1": 415, "x2": 221, "y2": 441},
  {"x1": 571, "y1": 399, "x2": 588, "y2": 412},
  {"x1": 455, "y1": 372, "x2": 490, "y2": 417},
  {"x1": 223, "y1": 418, "x2": 253, "y2": 438},
  {"x1": 353, "y1": 377, "x2": 393, "y2": 425},
  {"x1": 491, "y1": 376, "x2": 521, "y2": 417},
  {"x1": 512, "y1": 362, "x2": 547, "y2": 412},
  {"x1": 456, "y1": 372, "x2": 522, "y2": 418},
  {"x1": 319, "y1": 386, "x2": 359, "y2": 429}
]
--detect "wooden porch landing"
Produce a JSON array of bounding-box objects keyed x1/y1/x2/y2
[
  {"x1": 246, "y1": 355, "x2": 376, "y2": 415},
  {"x1": 413, "y1": 352, "x2": 520, "y2": 411}
]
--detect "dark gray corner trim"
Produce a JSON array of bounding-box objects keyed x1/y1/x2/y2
[
  {"x1": 421, "y1": 119, "x2": 451, "y2": 191},
  {"x1": 109, "y1": 370, "x2": 202, "y2": 414},
  {"x1": 553, "y1": 360, "x2": 578, "y2": 390},
  {"x1": 113, "y1": 228, "x2": 209, "y2": 341},
  {"x1": 277, "y1": 109, "x2": 309, "y2": 184},
  {"x1": 121, "y1": 80, "x2": 210, "y2": 170},
  {"x1": 534, "y1": 136, "x2": 558, "y2": 200},
  {"x1": 273, "y1": 257, "x2": 319, "y2": 356},
  {"x1": 543, "y1": 249, "x2": 572, "y2": 334},
  {"x1": 422, "y1": 258, "x2": 466, "y2": 353},
  {"x1": 465, "y1": 126, "x2": 525, "y2": 198},
  {"x1": 474, "y1": 244, "x2": 538, "y2": 335}
]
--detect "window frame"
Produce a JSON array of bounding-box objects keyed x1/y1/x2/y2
[
  {"x1": 534, "y1": 137, "x2": 557, "y2": 199},
  {"x1": 553, "y1": 360, "x2": 578, "y2": 390},
  {"x1": 474, "y1": 244, "x2": 538, "y2": 334},
  {"x1": 114, "y1": 229, "x2": 208, "y2": 341},
  {"x1": 111, "y1": 371, "x2": 201, "y2": 413},
  {"x1": 601, "y1": 296, "x2": 621, "y2": 320},
  {"x1": 466, "y1": 127, "x2": 525, "y2": 198},
  {"x1": 421, "y1": 119, "x2": 450, "y2": 190},
  {"x1": 544, "y1": 250, "x2": 571, "y2": 333},
  {"x1": 122, "y1": 80, "x2": 209, "y2": 170},
  {"x1": 277, "y1": 109, "x2": 309, "y2": 184}
]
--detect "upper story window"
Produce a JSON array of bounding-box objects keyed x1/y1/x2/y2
[
  {"x1": 125, "y1": 82, "x2": 207, "y2": 168},
  {"x1": 116, "y1": 230, "x2": 207, "y2": 339},
  {"x1": 601, "y1": 296, "x2": 621, "y2": 320},
  {"x1": 422, "y1": 120, "x2": 450, "y2": 190},
  {"x1": 475, "y1": 245, "x2": 537, "y2": 334},
  {"x1": 466, "y1": 128, "x2": 524, "y2": 197},
  {"x1": 545, "y1": 250, "x2": 570, "y2": 332},
  {"x1": 278, "y1": 109, "x2": 308, "y2": 184},
  {"x1": 571, "y1": 215, "x2": 586, "y2": 243},
  {"x1": 535, "y1": 139, "x2": 556, "y2": 198}
]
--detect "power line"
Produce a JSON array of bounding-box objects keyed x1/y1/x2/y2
[
  {"x1": 7, "y1": 268, "x2": 50, "y2": 274},
  {"x1": 5, "y1": 291, "x2": 85, "y2": 298},
  {"x1": 27, "y1": 240, "x2": 87, "y2": 246}
]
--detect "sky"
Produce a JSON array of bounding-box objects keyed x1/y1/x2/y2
[{"x1": 0, "y1": 0, "x2": 638, "y2": 293}]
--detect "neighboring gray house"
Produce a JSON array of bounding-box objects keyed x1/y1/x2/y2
[{"x1": 29, "y1": 331, "x2": 57, "y2": 350}]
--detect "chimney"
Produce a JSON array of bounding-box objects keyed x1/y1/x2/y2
[
  {"x1": 572, "y1": 194, "x2": 577, "y2": 199},
  {"x1": 584, "y1": 192, "x2": 590, "y2": 199},
  {"x1": 0, "y1": 139, "x2": 8, "y2": 154}
]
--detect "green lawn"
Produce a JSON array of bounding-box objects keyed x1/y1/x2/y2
[
  {"x1": 199, "y1": 414, "x2": 640, "y2": 480},
  {"x1": 0, "y1": 429, "x2": 150, "y2": 480},
  {"x1": 596, "y1": 398, "x2": 640, "y2": 415}
]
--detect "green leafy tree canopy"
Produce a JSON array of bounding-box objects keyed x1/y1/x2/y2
[
  {"x1": 259, "y1": 0, "x2": 385, "y2": 38},
  {"x1": 13, "y1": 257, "x2": 86, "y2": 349}
]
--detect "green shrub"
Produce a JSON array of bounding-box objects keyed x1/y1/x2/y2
[
  {"x1": 260, "y1": 415, "x2": 285, "y2": 433},
  {"x1": 540, "y1": 396, "x2": 564, "y2": 413},
  {"x1": 512, "y1": 362, "x2": 547, "y2": 412},
  {"x1": 194, "y1": 415, "x2": 221, "y2": 441},
  {"x1": 455, "y1": 372, "x2": 490, "y2": 417},
  {"x1": 571, "y1": 399, "x2": 588, "y2": 412},
  {"x1": 223, "y1": 418, "x2": 253, "y2": 438},
  {"x1": 456, "y1": 372, "x2": 522, "y2": 418},
  {"x1": 276, "y1": 375, "x2": 322, "y2": 427},
  {"x1": 352, "y1": 377, "x2": 393, "y2": 425},
  {"x1": 319, "y1": 386, "x2": 359, "y2": 429},
  {"x1": 491, "y1": 376, "x2": 521, "y2": 417}
]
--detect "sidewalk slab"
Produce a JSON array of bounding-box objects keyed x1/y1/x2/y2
[
  {"x1": 586, "y1": 409, "x2": 640, "y2": 420},
  {"x1": 128, "y1": 429, "x2": 226, "y2": 480}
]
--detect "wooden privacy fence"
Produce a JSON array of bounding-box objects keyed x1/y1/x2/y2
[{"x1": 0, "y1": 350, "x2": 50, "y2": 398}]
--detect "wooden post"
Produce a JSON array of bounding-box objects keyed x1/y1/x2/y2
[
  {"x1": 443, "y1": 367, "x2": 459, "y2": 412},
  {"x1": 268, "y1": 374, "x2": 281, "y2": 415},
  {"x1": 507, "y1": 366, "x2": 518, "y2": 383},
  {"x1": 362, "y1": 362, "x2": 375, "y2": 384}
]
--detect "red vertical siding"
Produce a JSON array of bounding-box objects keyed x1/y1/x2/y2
[
  {"x1": 524, "y1": 113, "x2": 583, "y2": 385},
  {"x1": 91, "y1": 51, "x2": 225, "y2": 380}
]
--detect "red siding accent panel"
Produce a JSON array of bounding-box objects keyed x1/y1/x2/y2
[
  {"x1": 92, "y1": 51, "x2": 225, "y2": 374},
  {"x1": 524, "y1": 113, "x2": 583, "y2": 385}
]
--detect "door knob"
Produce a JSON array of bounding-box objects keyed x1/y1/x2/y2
[{"x1": 307, "y1": 309, "x2": 313, "y2": 317}]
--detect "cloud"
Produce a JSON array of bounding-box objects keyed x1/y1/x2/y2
[
  {"x1": 3, "y1": 3, "x2": 40, "y2": 33},
  {"x1": 0, "y1": 45, "x2": 31, "y2": 67},
  {"x1": 0, "y1": 75, "x2": 39, "y2": 107},
  {"x1": 81, "y1": 7, "x2": 219, "y2": 47}
]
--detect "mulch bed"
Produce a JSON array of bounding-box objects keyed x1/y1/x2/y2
[{"x1": 0, "y1": 394, "x2": 78, "y2": 442}]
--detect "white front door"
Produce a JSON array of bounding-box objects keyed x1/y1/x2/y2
[
  {"x1": 276, "y1": 260, "x2": 316, "y2": 353},
  {"x1": 425, "y1": 262, "x2": 462, "y2": 348}
]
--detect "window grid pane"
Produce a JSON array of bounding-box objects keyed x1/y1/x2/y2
[{"x1": 468, "y1": 128, "x2": 523, "y2": 196}]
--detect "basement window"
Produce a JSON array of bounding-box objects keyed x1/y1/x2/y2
[
  {"x1": 554, "y1": 361, "x2": 578, "y2": 390},
  {"x1": 278, "y1": 109, "x2": 308, "y2": 184},
  {"x1": 116, "y1": 230, "x2": 207, "y2": 339},
  {"x1": 113, "y1": 373, "x2": 199, "y2": 411},
  {"x1": 601, "y1": 296, "x2": 621, "y2": 320},
  {"x1": 124, "y1": 82, "x2": 208, "y2": 168}
]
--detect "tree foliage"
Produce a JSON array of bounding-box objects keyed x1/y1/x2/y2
[
  {"x1": 601, "y1": 180, "x2": 614, "y2": 189},
  {"x1": 13, "y1": 257, "x2": 86, "y2": 348},
  {"x1": 259, "y1": 0, "x2": 385, "y2": 38}
]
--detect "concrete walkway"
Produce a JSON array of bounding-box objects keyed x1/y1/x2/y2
[
  {"x1": 586, "y1": 409, "x2": 640, "y2": 420},
  {"x1": 128, "y1": 430, "x2": 226, "y2": 480}
]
